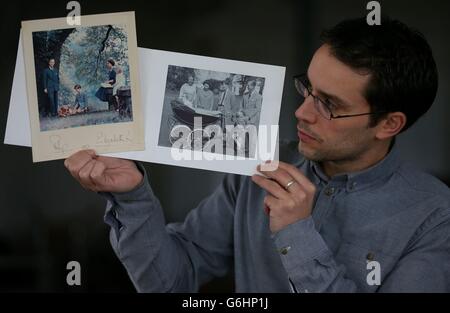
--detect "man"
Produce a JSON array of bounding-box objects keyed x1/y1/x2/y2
[
  {"x1": 219, "y1": 77, "x2": 244, "y2": 127},
  {"x1": 243, "y1": 80, "x2": 263, "y2": 126},
  {"x1": 217, "y1": 78, "x2": 232, "y2": 108},
  {"x1": 212, "y1": 88, "x2": 221, "y2": 111},
  {"x1": 229, "y1": 75, "x2": 244, "y2": 114},
  {"x1": 42, "y1": 58, "x2": 60, "y2": 117},
  {"x1": 217, "y1": 78, "x2": 233, "y2": 127},
  {"x1": 65, "y1": 17, "x2": 450, "y2": 292}
]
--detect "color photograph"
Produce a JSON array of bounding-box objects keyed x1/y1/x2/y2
[{"x1": 21, "y1": 11, "x2": 143, "y2": 162}]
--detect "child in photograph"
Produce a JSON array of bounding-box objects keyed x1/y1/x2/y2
[
  {"x1": 232, "y1": 110, "x2": 251, "y2": 127},
  {"x1": 57, "y1": 84, "x2": 88, "y2": 117},
  {"x1": 74, "y1": 84, "x2": 88, "y2": 113}
]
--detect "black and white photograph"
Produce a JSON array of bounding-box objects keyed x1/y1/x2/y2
[
  {"x1": 158, "y1": 65, "x2": 265, "y2": 158},
  {"x1": 21, "y1": 12, "x2": 144, "y2": 162},
  {"x1": 104, "y1": 48, "x2": 285, "y2": 176}
]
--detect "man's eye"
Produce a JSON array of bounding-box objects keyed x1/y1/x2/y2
[{"x1": 324, "y1": 99, "x2": 336, "y2": 109}]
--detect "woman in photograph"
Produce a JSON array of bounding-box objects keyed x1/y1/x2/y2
[
  {"x1": 194, "y1": 81, "x2": 214, "y2": 110},
  {"x1": 95, "y1": 58, "x2": 117, "y2": 110},
  {"x1": 113, "y1": 66, "x2": 126, "y2": 111},
  {"x1": 178, "y1": 75, "x2": 197, "y2": 107}
]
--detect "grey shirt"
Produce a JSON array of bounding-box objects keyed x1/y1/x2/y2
[{"x1": 101, "y1": 142, "x2": 450, "y2": 292}]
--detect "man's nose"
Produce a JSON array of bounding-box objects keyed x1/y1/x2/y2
[{"x1": 295, "y1": 96, "x2": 317, "y2": 123}]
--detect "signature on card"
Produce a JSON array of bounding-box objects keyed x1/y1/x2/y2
[{"x1": 95, "y1": 131, "x2": 132, "y2": 146}]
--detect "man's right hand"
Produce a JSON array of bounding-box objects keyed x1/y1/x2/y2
[
  {"x1": 44, "y1": 88, "x2": 47, "y2": 94},
  {"x1": 64, "y1": 150, "x2": 144, "y2": 193}
]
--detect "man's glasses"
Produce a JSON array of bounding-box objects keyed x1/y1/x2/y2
[{"x1": 294, "y1": 74, "x2": 385, "y2": 120}]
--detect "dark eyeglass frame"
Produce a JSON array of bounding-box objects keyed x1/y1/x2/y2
[{"x1": 294, "y1": 74, "x2": 386, "y2": 120}]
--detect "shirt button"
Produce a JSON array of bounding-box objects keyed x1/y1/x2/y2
[
  {"x1": 324, "y1": 187, "x2": 335, "y2": 196},
  {"x1": 280, "y1": 246, "x2": 291, "y2": 255}
]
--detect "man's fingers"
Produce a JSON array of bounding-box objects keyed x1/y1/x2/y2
[
  {"x1": 78, "y1": 159, "x2": 97, "y2": 191},
  {"x1": 264, "y1": 194, "x2": 283, "y2": 216},
  {"x1": 64, "y1": 149, "x2": 97, "y2": 181},
  {"x1": 252, "y1": 174, "x2": 289, "y2": 199},
  {"x1": 89, "y1": 160, "x2": 108, "y2": 190},
  {"x1": 257, "y1": 164, "x2": 300, "y2": 192},
  {"x1": 277, "y1": 162, "x2": 314, "y2": 189},
  {"x1": 264, "y1": 161, "x2": 316, "y2": 193},
  {"x1": 264, "y1": 205, "x2": 270, "y2": 216}
]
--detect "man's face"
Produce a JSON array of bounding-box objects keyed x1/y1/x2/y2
[
  {"x1": 203, "y1": 83, "x2": 210, "y2": 90},
  {"x1": 106, "y1": 62, "x2": 112, "y2": 70},
  {"x1": 295, "y1": 44, "x2": 377, "y2": 164},
  {"x1": 49, "y1": 59, "x2": 55, "y2": 67},
  {"x1": 188, "y1": 76, "x2": 194, "y2": 85}
]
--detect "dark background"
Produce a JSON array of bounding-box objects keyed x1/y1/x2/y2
[{"x1": 0, "y1": 0, "x2": 449, "y2": 292}]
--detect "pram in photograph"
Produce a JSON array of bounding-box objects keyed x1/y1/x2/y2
[
  {"x1": 168, "y1": 99, "x2": 224, "y2": 150},
  {"x1": 168, "y1": 99, "x2": 252, "y2": 157}
]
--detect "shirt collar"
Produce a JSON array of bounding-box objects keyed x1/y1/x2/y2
[{"x1": 306, "y1": 143, "x2": 400, "y2": 192}]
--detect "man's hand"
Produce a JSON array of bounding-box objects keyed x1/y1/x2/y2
[
  {"x1": 251, "y1": 161, "x2": 316, "y2": 234},
  {"x1": 44, "y1": 88, "x2": 47, "y2": 94},
  {"x1": 64, "y1": 150, "x2": 143, "y2": 193}
]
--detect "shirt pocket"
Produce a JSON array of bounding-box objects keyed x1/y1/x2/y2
[{"x1": 335, "y1": 242, "x2": 397, "y2": 292}]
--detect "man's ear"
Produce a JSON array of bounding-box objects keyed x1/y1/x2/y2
[{"x1": 375, "y1": 112, "x2": 407, "y2": 140}]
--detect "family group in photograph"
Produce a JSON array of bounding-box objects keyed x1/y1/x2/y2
[
  {"x1": 162, "y1": 69, "x2": 265, "y2": 158},
  {"x1": 41, "y1": 57, "x2": 129, "y2": 118},
  {"x1": 177, "y1": 74, "x2": 264, "y2": 129}
]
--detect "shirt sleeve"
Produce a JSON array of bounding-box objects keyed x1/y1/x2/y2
[
  {"x1": 99, "y1": 163, "x2": 239, "y2": 292},
  {"x1": 273, "y1": 209, "x2": 450, "y2": 293},
  {"x1": 379, "y1": 208, "x2": 450, "y2": 292},
  {"x1": 272, "y1": 216, "x2": 358, "y2": 293}
]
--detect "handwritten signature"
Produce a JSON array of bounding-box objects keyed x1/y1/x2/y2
[
  {"x1": 49, "y1": 131, "x2": 132, "y2": 154},
  {"x1": 96, "y1": 131, "x2": 132, "y2": 146},
  {"x1": 49, "y1": 135, "x2": 70, "y2": 154}
]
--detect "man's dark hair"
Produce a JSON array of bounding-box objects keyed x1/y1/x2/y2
[
  {"x1": 74, "y1": 84, "x2": 81, "y2": 89},
  {"x1": 320, "y1": 17, "x2": 438, "y2": 132},
  {"x1": 107, "y1": 58, "x2": 115, "y2": 66}
]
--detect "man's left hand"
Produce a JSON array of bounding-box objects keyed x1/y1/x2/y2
[{"x1": 251, "y1": 161, "x2": 317, "y2": 234}]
